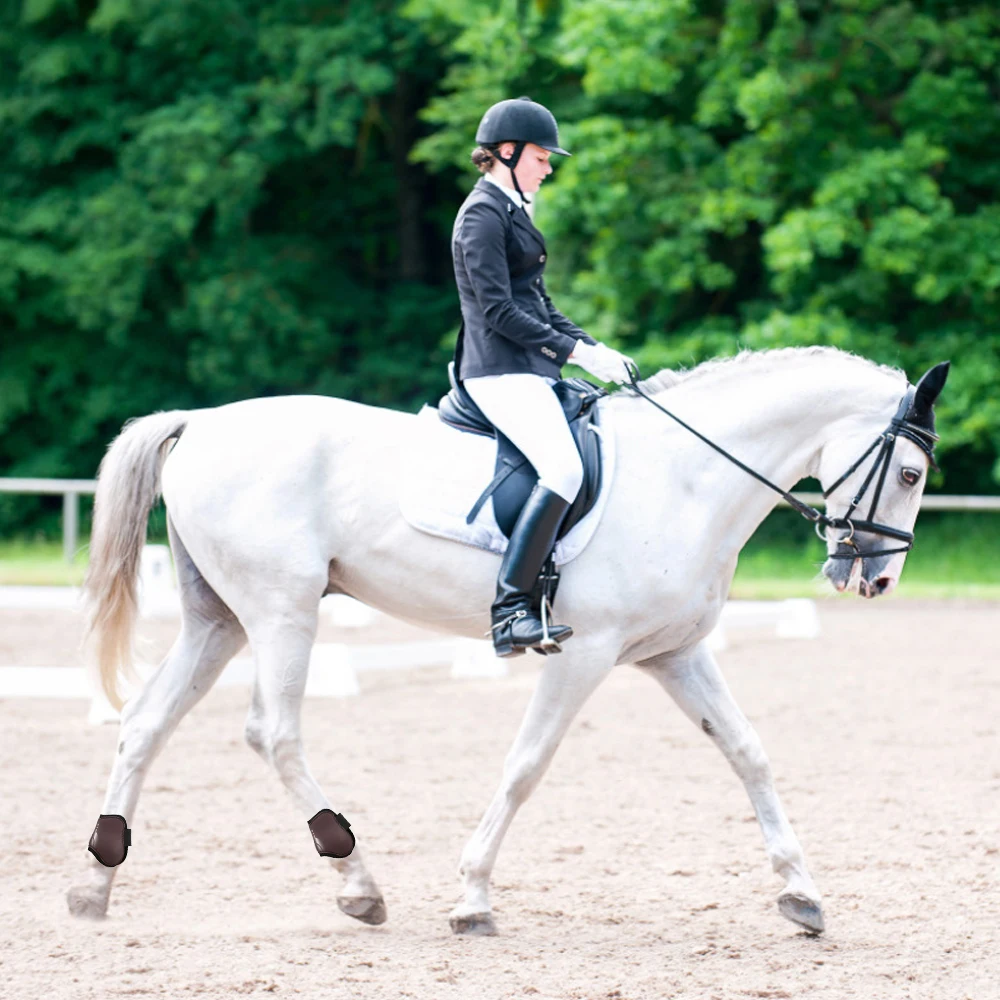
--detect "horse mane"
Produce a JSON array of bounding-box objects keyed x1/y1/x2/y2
[{"x1": 635, "y1": 345, "x2": 906, "y2": 395}]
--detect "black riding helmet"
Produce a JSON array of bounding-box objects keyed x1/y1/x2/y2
[{"x1": 475, "y1": 96, "x2": 570, "y2": 203}]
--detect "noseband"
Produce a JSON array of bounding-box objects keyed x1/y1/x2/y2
[{"x1": 625, "y1": 366, "x2": 939, "y2": 563}]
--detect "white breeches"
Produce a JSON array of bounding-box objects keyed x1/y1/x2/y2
[{"x1": 462, "y1": 373, "x2": 584, "y2": 503}]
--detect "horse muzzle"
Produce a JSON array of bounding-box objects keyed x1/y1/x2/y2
[{"x1": 822, "y1": 547, "x2": 899, "y2": 599}]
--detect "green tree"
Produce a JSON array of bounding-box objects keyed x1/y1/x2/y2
[
  {"x1": 0, "y1": 0, "x2": 461, "y2": 534},
  {"x1": 414, "y1": 0, "x2": 1000, "y2": 492}
]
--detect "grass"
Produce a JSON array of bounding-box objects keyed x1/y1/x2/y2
[
  {"x1": 2, "y1": 510, "x2": 999, "y2": 599},
  {"x1": 731, "y1": 509, "x2": 1000, "y2": 600},
  {"x1": 0, "y1": 539, "x2": 91, "y2": 586}
]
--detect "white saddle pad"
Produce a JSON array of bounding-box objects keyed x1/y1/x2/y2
[{"x1": 399, "y1": 400, "x2": 616, "y2": 565}]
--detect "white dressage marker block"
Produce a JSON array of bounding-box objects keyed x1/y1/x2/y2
[
  {"x1": 450, "y1": 637, "x2": 508, "y2": 679},
  {"x1": 0, "y1": 586, "x2": 81, "y2": 609},
  {"x1": 86, "y1": 663, "x2": 155, "y2": 725},
  {"x1": 139, "y1": 544, "x2": 181, "y2": 617},
  {"x1": 0, "y1": 666, "x2": 91, "y2": 698},
  {"x1": 305, "y1": 643, "x2": 360, "y2": 697},
  {"x1": 775, "y1": 598, "x2": 822, "y2": 639},
  {"x1": 87, "y1": 687, "x2": 122, "y2": 726},
  {"x1": 706, "y1": 624, "x2": 728, "y2": 653},
  {"x1": 718, "y1": 599, "x2": 821, "y2": 641},
  {"x1": 322, "y1": 595, "x2": 378, "y2": 628}
]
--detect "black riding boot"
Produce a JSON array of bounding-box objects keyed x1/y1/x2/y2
[{"x1": 489, "y1": 484, "x2": 574, "y2": 657}]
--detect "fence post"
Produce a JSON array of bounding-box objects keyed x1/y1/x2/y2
[{"x1": 63, "y1": 491, "x2": 78, "y2": 564}]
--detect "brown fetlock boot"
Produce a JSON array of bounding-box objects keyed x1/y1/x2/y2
[
  {"x1": 88, "y1": 814, "x2": 131, "y2": 867},
  {"x1": 308, "y1": 809, "x2": 355, "y2": 858}
]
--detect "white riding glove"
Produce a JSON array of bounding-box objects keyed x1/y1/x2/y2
[{"x1": 568, "y1": 340, "x2": 636, "y2": 385}]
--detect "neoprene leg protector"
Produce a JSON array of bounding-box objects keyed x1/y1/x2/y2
[
  {"x1": 88, "y1": 814, "x2": 132, "y2": 867},
  {"x1": 308, "y1": 809, "x2": 355, "y2": 858}
]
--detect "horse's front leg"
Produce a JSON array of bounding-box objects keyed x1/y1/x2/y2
[
  {"x1": 450, "y1": 639, "x2": 616, "y2": 935},
  {"x1": 637, "y1": 641, "x2": 825, "y2": 934}
]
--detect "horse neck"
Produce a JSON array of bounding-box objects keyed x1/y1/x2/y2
[{"x1": 643, "y1": 358, "x2": 905, "y2": 556}]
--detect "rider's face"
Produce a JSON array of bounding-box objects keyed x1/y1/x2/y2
[{"x1": 497, "y1": 142, "x2": 553, "y2": 194}]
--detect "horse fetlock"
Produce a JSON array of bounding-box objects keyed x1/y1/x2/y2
[
  {"x1": 243, "y1": 718, "x2": 268, "y2": 758},
  {"x1": 767, "y1": 837, "x2": 809, "y2": 880},
  {"x1": 457, "y1": 853, "x2": 490, "y2": 886},
  {"x1": 729, "y1": 738, "x2": 770, "y2": 782}
]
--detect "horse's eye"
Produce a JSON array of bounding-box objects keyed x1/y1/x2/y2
[{"x1": 900, "y1": 467, "x2": 921, "y2": 487}]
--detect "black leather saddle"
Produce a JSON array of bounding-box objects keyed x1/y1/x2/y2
[{"x1": 437, "y1": 362, "x2": 606, "y2": 540}]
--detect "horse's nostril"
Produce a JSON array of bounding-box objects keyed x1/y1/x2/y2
[{"x1": 874, "y1": 576, "x2": 892, "y2": 593}]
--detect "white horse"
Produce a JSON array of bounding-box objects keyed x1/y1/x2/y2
[{"x1": 67, "y1": 346, "x2": 948, "y2": 935}]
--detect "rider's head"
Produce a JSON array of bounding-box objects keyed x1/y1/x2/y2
[{"x1": 471, "y1": 97, "x2": 570, "y2": 200}]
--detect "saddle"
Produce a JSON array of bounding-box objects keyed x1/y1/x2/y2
[{"x1": 437, "y1": 362, "x2": 606, "y2": 540}]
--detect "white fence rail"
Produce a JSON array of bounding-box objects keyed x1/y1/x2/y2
[
  {"x1": 0, "y1": 478, "x2": 97, "y2": 563},
  {"x1": 784, "y1": 493, "x2": 1000, "y2": 511},
  {"x1": 1, "y1": 478, "x2": 998, "y2": 564}
]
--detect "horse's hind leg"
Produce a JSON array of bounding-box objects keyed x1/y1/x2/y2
[
  {"x1": 636, "y1": 641, "x2": 825, "y2": 934},
  {"x1": 242, "y1": 607, "x2": 387, "y2": 927},
  {"x1": 67, "y1": 519, "x2": 246, "y2": 919}
]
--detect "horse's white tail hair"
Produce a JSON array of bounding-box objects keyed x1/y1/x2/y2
[{"x1": 83, "y1": 411, "x2": 190, "y2": 711}]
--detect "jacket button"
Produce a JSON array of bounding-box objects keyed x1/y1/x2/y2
[{"x1": 539, "y1": 254, "x2": 546, "y2": 262}]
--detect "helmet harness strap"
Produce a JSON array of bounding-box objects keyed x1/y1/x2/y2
[{"x1": 493, "y1": 140, "x2": 530, "y2": 206}]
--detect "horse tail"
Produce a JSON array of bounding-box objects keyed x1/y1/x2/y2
[{"x1": 83, "y1": 410, "x2": 190, "y2": 711}]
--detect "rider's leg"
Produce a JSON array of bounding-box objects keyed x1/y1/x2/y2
[{"x1": 462, "y1": 374, "x2": 584, "y2": 655}]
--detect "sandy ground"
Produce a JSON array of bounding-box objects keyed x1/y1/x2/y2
[{"x1": 0, "y1": 600, "x2": 997, "y2": 1000}]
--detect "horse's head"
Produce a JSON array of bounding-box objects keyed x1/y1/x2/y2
[{"x1": 815, "y1": 362, "x2": 950, "y2": 598}]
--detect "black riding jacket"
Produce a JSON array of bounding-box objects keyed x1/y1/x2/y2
[{"x1": 451, "y1": 177, "x2": 596, "y2": 380}]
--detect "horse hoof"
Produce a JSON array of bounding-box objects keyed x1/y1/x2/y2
[
  {"x1": 66, "y1": 885, "x2": 109, "y2": 920},
  {"x1": 449, "y1": 910, "x2": 497, "y2": 936},
  {"x1": 778, "y1": 892, "x2": 825, "y2": 934},
  {"x1": 336, "y1": 893, "x2": 387, "y2": 925}
]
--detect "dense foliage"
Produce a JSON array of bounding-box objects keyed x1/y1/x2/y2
[{"x1": 3, "y1": 0, "x2": 999, "y2": 535}]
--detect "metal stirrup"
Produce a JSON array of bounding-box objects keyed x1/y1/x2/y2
[{"x1": 539, "y1": 593, "x2": 561, "y2": 652}]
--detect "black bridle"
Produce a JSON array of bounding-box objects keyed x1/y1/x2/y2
[{"x1": 625, "y1": 364, "x2": 939, "y2": 562}]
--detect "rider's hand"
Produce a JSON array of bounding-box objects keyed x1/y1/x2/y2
[{"x1": 568, "y1": 340, "x2": 635, "y2": 384}]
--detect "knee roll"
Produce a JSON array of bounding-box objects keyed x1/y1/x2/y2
[
  {"x1": 88, "y1": 814, "x2": 132, "y2": 867},
  {"x1": 308, "y1": 809, "x2": 355, "y2": 858}
]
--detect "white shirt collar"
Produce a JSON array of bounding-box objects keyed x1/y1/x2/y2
[{"x1": 483, "y1": 170, "x2": 523, "y2": 208}]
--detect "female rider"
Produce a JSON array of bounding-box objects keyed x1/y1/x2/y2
[{"x1": 452, "y1": 96, "x2": 634, "y2": 657}]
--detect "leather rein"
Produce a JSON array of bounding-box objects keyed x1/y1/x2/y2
[{"x1": 624, "y1": 364, "x2": 939, "y2": 561}]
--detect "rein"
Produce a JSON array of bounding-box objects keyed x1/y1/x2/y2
[{"x1": 624, "y1": 363, "x2": 939, "y2": 561}]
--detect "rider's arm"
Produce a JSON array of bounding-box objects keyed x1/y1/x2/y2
[
  {"x1": 535, "y1": 276, "x2": 598, "y2": 346},
  {"x1": 456, "y1": 201, "x2": 579, "y2": 365}
]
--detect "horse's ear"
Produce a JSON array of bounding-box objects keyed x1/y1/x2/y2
[{"x1": 909, "y1": 361, "x2": 950, "y2": 421}]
